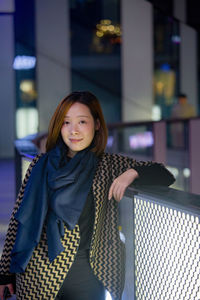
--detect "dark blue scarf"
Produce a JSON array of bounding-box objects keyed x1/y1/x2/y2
[{"x1": 10, "y1": 143, "x2": 98, "y2": 273}]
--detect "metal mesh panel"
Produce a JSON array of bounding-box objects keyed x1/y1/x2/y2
[{"x1": 134, "y1": 196, "x2": 200, "y2": 300}]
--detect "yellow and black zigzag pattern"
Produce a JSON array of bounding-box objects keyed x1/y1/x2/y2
[
  {"x1": 16, "y1": 224, "x2": 80, "y2": 299},
  {"x1": 89, "y1": 153, "x2": 129, "y2": 300},
  {"x1": 0, "y1": 152, "x2": 143, "y2": 300}
]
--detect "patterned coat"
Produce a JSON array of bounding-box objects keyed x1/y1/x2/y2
[{"x1": 0, "y1": 153, "x2": 174, "y2": 300}]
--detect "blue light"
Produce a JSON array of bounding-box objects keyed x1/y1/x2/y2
[
  {"x1": 171, "y1": 35, "x2": 181, "y2": 44},
  {"x1": 160, "y1": 63, "x2": 171, "y2": 72},
  {"x1": 107, "y1": 136, "x2": 114, "y2": 148},
  {"x1": 13, "y1": 55, "x2": 36, "y2": 70}
]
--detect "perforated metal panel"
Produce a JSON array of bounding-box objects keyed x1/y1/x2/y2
[{"x1": 134, "y1": 197, "x2": 200, "y2": 300}]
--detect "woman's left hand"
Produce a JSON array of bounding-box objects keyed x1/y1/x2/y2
[{"x1": 108, "y1": 169, "x2": 139, "y2": 202}]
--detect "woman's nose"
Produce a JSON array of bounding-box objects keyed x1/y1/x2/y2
[{"x1": 71, "y1": 124, "x2": 79, "y2": 134}]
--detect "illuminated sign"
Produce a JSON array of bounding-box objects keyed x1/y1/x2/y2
[
  {"x1": 13, "y1": 55, "x2": 36, "y2": 70},
  {"x1": 129, "y1": 131, "x2": 154, "y2": 150}
]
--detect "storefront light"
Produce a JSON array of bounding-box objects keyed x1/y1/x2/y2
[
  {"x1": 96, "y1": 30, "x2": 104, "y2": 37},
  {"x1": 20, "y1": 80, "x2": 33, "y2": 93},
  {"x1": 16, "y1": 107, "x2": 38, "y2": 138},
  {"x1": 96, "y1": 20, "x2": 121, "y2": 38},
  {"x1": 101, "y1": 19, "x2": 111, "y2": 25},
  {"x1": 13, "y1": 55, "x2": 36, "y2": 70},
  {"x1": 183, "y1": 168, "x2": 191, "y2": 178},
  {"x1": 152, "y1": 105, "x2": 161, "y2": 121}
]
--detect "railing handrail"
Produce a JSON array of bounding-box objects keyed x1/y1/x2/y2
[
  {"x1": 107, "y1": 116, "x2": 200, "y2": 129},
  {"x1": 125, "y1": 185, "x2": 200, "y2": 216}
]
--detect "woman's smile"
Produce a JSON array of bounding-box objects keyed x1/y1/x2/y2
[{"x1": 69, "y1": 138, "x2": 83, "y2": 143}]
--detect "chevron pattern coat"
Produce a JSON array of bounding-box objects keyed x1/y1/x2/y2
[{"x1": 0, "y1": 153, "x2": 156, "y2": 300}]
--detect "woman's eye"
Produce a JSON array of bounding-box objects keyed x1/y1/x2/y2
[
  {"x1": 64, "y1": 121, "x2": 69, "y2": 125},
  {"x1": 80, "y1": 120, "x2": 86, "y2": 124}
]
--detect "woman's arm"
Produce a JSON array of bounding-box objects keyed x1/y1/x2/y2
[
  {"x1": 109, "y1": 154, "x2": 175, "y2": 202},
  {"x1": 129, "y1": 160, "x2": 175, "y2": 186},
  {"x1": 108, "y1": 169, "x2": 139, "y2": 202}
]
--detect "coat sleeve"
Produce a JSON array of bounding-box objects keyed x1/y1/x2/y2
[
  {"x1": 110, "y1": 153, "x2": 175, "y2": 186},
  {"x1": 0, "y1": 154, "x2": 43, "y2": 284}
]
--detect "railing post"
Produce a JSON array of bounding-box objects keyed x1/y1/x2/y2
[
  {"x1": 153, "y1": 121, "x2": 166, "y2": 164},
  {"x1": 189, "y1": 119, "x2": 200, "y2": 195}
]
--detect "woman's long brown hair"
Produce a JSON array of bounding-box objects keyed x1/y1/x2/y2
[{"x1": 46, "y1": 91, "x2": 108, "y2": 156}]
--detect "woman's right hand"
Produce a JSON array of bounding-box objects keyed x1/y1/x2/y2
[{"x1": 0, "y1": 284, "x2": 14, "y2": 299}]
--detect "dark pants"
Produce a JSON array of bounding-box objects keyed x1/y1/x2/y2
[{"x1": 55, "y1": 250, "x2": 105, "y2": 300}]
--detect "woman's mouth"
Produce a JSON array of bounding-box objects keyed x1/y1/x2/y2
[{"x1": 69, "y1": 138, "x2": 83, "y2": 143}]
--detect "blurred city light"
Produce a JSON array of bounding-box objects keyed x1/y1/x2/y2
[
  {"x1": 171, "y1": 35, "x2": 181, "y2": 44},
  {"x1": 96, "y1": 19, "x2": 121, "y2": 39},
  {"x1": 13, "y1": 55, "x2": 36, "y2": 70},
  {"x1": 183, "y1": 168, "x2": 191, "y2": 178},
  {"x1": 16, "y1": 108, "x2": 38, "y2": 138},
  {"x1": 105, "y1": 290, "x2": 112, "y2": 300},
  {"x1": 152, "y1": 105, "x2": 161, "y2": 121},
  {"x1": 129, "y1": 131, "x2": 154, "y2": 150}
]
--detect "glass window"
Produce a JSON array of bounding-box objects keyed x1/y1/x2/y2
[
  {"x1": 153, "y1": 9, "x2": 180, "y2": 119},
  {"x1": 69, "y1": 0, "x2": 122, "y2": 123},
  {"x1": 14, "y1": 0, "x2": 38, "y2": 138}
]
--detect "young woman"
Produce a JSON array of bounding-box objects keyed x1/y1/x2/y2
[{"x1": 0, "y1": 91, "x2": 175, "y2": 300}]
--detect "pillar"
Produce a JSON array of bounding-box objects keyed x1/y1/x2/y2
[
  {"x1": 0, "y1": 1, "x2": 15, "y2": 158},
  {"x1": 35, "y1": 0, "x2": 71, "y2": 133},
  {"x1": 121, "y1": 0, "x2": 153, "y2": 122},
  {"x1": 180, "y1": 24, "x2": 198, "y2": 111}
]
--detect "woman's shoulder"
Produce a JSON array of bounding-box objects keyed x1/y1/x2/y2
[
  {"x1": 30, "y1": 152, "x2": 46, "y2": 166},
  {"x1": 102, "y1": 152, "x2": 129, "y2": 158},
  {"x1": 20, "y1": 153, "x2": 48, "y2": 189},
  {"x1": 99, "y1": 152, "x2": 115, "y2": 161},
  {"x1": 99, "y1": 152, "x2": 129, "y2": 164},
  {"x1": 33, "y1": 152, "x2": 45, "y2": 161},
  {"x1": 24, "y1": 153, "x2": 47, "y2": 175}
]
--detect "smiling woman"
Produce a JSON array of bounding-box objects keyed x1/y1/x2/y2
[
  {"x1": 0, "y1": 91, "x2": 175, "y2": 300},
  {"x1": 46, "y1": 91, "x2": 107, "y2": 156},
  {"x1": 61, "y1": 102, "x2": 100, "y2": 157}
]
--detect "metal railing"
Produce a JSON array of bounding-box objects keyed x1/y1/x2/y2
[{"x1": 121, "y1": 185, "x2": 200, "y2": 300}]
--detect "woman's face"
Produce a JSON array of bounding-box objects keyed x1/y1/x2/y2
[{"x1": 61, "y1": 102, "x2": 99, "y2": 157}]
